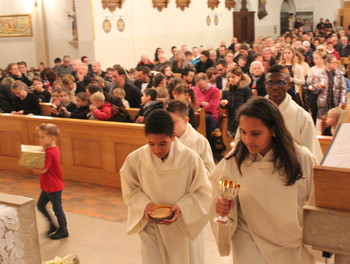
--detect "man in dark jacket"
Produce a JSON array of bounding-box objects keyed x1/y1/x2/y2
[
  {"x1": 111, "y1": 66, "x2": 141, "y2": 108},
  {"x1": 336, "y1": 36, "x2": 350, "y2": 58},
  {"x1": 0, "y1": 84, "x2": 15, "y2": 113},
  {"x1": 134, "y1": 66, "x2": 153, "y2": 93}
]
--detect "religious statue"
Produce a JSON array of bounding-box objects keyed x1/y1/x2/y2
[
  {"x1": 68, "y1": 0, "x2": 78, "y2": 41},
  {"x1": 258, "y1": 0, "x2": 268, "y2": 20}
]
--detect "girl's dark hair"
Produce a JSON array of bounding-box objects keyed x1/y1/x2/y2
[
  {"x1": 86, "y1": 84, "x2": 103, "y2": 94},
  {"x1": 167, "y1": 77, "x2": 184, "y2": 100},
  {"x1": 228, "y1": 97, "x2": 302, "y2": 186},
  {"x1": 41, "y1": 68, "x2": 57, "y2": 84},
  {"x1": 154, "y1": 47, "x2": 162, "y2": 62},
  {"x1": 145, "y1": 109, "x2": 174, "y2": 137},
  {"x1": 153, "y1": 72, "x2": 166, "y2": 87},
  {"x1": 173, "y1": 83, "x2": 197, "y2": 108}
]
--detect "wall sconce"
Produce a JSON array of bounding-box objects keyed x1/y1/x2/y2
[
  {"x1": 176, "y1": 0, "x2": 191, "y2": 11},
  {"x1": 225, "y1": 0, "x2": 236, "y2": 10},
  {"x1": 102, "y1": 0, "x2": 125, "y2": 12},
  {"x1": 208, "y1": 0, "x2": 220, "y2": 10},
  {"x1": 152, "y1": 0, "x2": 169, "y2": 11}
]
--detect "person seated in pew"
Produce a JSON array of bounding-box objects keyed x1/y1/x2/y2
[
  {"x1": 88, "y1": 91, "x2": 113, "y2": 121},
  {"x1": 49, "y1": 88, "x2": 61, "y2": 107},
  {"x1": 166, "y1": 100, "x2": 215, "y2": 174},
  {"x1": 193, "y1": 73, "x2": 220, "y2": 151},
  {"x1": 11, "y1": 80, "x2": 41, "y2": 115},
  {"x1": 110, "y1": 66, "x2": 141, "y2": 108},
  {"x1": 32, "y1": 76, "x2": 51, "y2": 103},
  {"x1": 61, "y1": 92, "x2": 89, "y2": 119},
  {"x1": 152, "y1": 73, "x2": 169, "y2": 104},
  {"x1": 120, "y1": 109, "x2": 211, "y2": 264},
  {"x1": 91, "y1": 75, "x2": 112, "y2": 94},
  {"x1": 220, "y1": 66, "x2": 252, "y2": 137},
  {"x1": 61, "y1": 74, "x2": 85, "y2": 97},
  {"x1": 135, "y1": 88, "x2": 163, "y2": 123},
  {"x1": 0, "y1": 78, "x2": 15, "y2": 113},
  {"x1": 51, "y1": 88, "x2": 76, "y2": 118},
  {"x1": 322, "y1": 107, "x2": 342, "y2": 136},
  {"x1": 172, "y1": 83, "x2": 197, "y2": 128},
  {"x1": 86, "y1": 84, "x2": 131, "y2": 123},
  {"x1": 112, "y1": 87, "x2": 130, "y2": 108}
]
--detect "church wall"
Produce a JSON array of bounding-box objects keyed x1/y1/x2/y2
[
  {"x1": 0, "y1": 1, "x2": 37, "y2": 69},
  {"x1": 43, "y1": 0, "x2": 79, "y2": 66},
  {"x1": 88, "y1": 0, "x2": 234, "y2": 69},
  {"x1": 0, "y1": 0, "x2": 79, "y2": 69}
]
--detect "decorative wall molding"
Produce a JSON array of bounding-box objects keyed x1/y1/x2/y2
[
  {"x1": 208, "y1": 0, "x2": 220, "y2": 10},
  {"x1": 102, "y1": 0, "x2": 125, "y2": 12},
  {"x1": 152, "y1": 0, "x2": 170, "y2": 11},
  {"x1": 176, "y1": 0, "x2": 191, "y2": 11},
  {"x1": 225, "y1": 0, "x2": 236, "y2": 10}
]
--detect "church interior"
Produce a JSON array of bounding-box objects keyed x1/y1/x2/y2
[{"x1": 0, "y1": 0, "x2": 350, "y2": 263}]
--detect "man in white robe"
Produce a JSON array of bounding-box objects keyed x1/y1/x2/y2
[
  {"x1": 120, "y1": 110, "x2": 211, "y2": 264},
  {"x1": 235, "y1": 65, "x2": 323, "y2": 163},
  {"x1": 166, "y1": 100, "x2": 215, "y2": 174}
]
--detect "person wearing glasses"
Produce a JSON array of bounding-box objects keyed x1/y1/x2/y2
[{"x1": 263, "y1": 65, "x2": 323, "y2": 162}]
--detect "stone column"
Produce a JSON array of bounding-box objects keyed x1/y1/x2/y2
[
  {"x1": 304, "y1": 205, "x2": 350, "y2": 264},
  {"x1": 0, "y1": 193, "x2": 41, "y2": 264}
]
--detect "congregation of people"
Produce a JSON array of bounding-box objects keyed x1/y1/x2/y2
[{"x1": 1, "y1": 15, "x2": 350, "y2": 263}]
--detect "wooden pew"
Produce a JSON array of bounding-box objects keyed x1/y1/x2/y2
[
  {"x1": 211, "y1": 108, "x2": 233, "y2": 153},
  {"x1": 0, "y1": 114, "x2": 146, "y2": 188},
  {"x1": 317, "y1": 135, "x2": 332, "y2": 155},
  {"x1": 126, "y1": 107, "x2": 139, "y2": 121},
  {"x1": 195, "y1": 109, "x2": 206, "y2": 137}
]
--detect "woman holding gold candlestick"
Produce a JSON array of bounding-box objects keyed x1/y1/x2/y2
[{"x1": 210, "y1": 97, "x2": 318, "y2": 264}]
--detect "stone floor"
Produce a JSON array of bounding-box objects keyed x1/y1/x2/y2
[{"x1": 0, "y1": 170, "x2": 331, "y2": 263}]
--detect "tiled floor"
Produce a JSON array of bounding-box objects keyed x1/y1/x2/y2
[
  {"x1": 0, "y1": 170, "x2": 127, "y2": 222},
  {"x1": 0, "y1": 170, "x2": 330, "y2": 263},
  {"x1": 0, "y1": 170, "x2": 231, "y2": 263}
]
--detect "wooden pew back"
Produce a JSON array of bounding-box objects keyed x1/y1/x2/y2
[{"x1": 0, "y1": 114, "x2": 146, "y2": 188}]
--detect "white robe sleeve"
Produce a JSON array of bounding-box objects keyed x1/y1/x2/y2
[
  {"x1": 176, "y1": 155, "x2": 212, "y2": 240},
  {"x1": 208, "y1": 156, "x2": 237, "y2": 256},
  {"x1": 120, "y1": 151, "x2": 151, "y2": 234}
]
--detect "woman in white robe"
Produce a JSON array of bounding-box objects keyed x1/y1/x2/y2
[
  {"x1": 120, "y1": 109, "x2": 211, "y2": 264},
  {"x1": 210, "y1": 97, "x2": 318, "y2": 264}
]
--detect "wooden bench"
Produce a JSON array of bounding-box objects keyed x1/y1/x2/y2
[
  {"x1": 211, "y1": 108, "x2": 233, "y2": 153},
  {"x1": 0, "y1": 114, "x2": 146, "y2": 188},
  {"x1": 126, "y1": 107, "x2": 139, "y2": 121},
  {"x1": 317, "y1": 135, "x2": 332, "y2": 155}
]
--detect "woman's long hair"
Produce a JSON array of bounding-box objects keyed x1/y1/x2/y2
[{"x1": 228, "y1": 97, "x2": 302, "y2": 186}]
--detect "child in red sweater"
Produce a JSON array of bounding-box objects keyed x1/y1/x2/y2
[
  {"x1": 88, "y1": 91, "x2": 113, "y2": 120},
  {"x1": 36, "y1": 123, "x2": 68, "y2": 240}
]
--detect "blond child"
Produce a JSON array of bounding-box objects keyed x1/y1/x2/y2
[
  {"x1": 112, "y1": 87, "x2": 130, "y2": 108},
  {"x1": 88, "y1": 91, "x2": 113, "y2": 120},
  {"x1": 323, "y1": 107, "x2": 342, "y2": 136},
  {"x1": 35, "y1": 123, "x2": 68, "y2": 239}
]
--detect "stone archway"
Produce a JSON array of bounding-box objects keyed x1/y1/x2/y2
[{"x1": 280, "y1": 0, "x2": 297, "y2": 35}]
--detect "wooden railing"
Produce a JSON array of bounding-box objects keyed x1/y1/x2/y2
[{"x1": 0, "y1": 114, "x2": 146, "y2": 188}]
